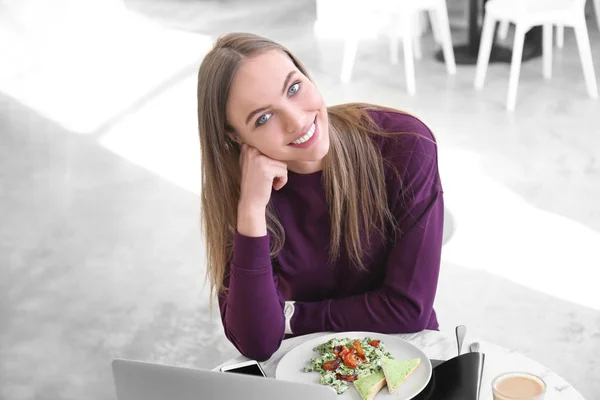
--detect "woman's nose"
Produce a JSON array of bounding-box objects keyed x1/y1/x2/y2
[{"x1": 282, "y1": 107, "x2": 306, "y2": 134}]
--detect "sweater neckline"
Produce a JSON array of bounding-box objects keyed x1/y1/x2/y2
[{"x1": 285, "y1": 169, "x2": 323, "y2": 188}]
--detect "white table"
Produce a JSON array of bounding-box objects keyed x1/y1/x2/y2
[{"x1": 214, "y1": 330, "x2": 585, "y2": 400}]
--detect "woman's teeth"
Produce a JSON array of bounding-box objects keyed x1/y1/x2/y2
[{"x1": 291, "y1": 123, "x2": 315, "y2": 145}]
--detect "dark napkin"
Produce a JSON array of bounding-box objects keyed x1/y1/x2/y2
[{"x1": 413, "y1": 352, "x2": 485, "y2": 400}]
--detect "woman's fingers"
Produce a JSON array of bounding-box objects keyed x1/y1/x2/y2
[
  {"x1": 238, "y1": 144, "x2": 288, "y2": 205},
  {"x1": 272, "y1": 167, "x2": 288, "y2": 191}
]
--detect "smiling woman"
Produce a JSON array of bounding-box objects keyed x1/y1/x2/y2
[
  {"x1": 197, "y1": 33, "x2": 444, "y2": 361},
  {"x1": 225, "y1": 48, "x2": 330, "y2": 178}
]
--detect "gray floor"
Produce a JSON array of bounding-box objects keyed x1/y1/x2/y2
[{"x1": 1, "y1": 0, "x2": 599, "y2": 399}]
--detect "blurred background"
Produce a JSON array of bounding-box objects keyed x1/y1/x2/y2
[{"x1": 1, "y1": 0, "x2": 599, "y2": 399}]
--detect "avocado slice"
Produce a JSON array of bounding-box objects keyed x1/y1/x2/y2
[
  {"x1": 381, "y1": 358, "x2": 421, "y2": 393},
  {"x1": 353, "y1": 370, "x2": 386, "y2": 400}
]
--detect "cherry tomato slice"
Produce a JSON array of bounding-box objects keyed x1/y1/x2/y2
[
  {"x1": 339, "y1": 345, "x2": 351, "y2": 359},
  {"x1": 369, "y1": 340, "x2": 380, "y2": 347},
  {"x1": 336, "y1": 373, "x2": 358, "y2": 382},
  {"x1": 323, "y1": 358, "x2": 342, "y2": 371},
  {"x1": 353, "y1": 340, "x2": 365, "y2": 358},
  {"x1": 343, "y1": 352, "x2": 360, "y2": 369}
]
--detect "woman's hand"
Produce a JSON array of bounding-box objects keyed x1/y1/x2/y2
[{"x1": 237, "y1": 144, "x2": 287, "y2": 237}]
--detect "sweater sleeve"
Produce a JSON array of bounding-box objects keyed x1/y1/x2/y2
[
  {"x1": 290, "y1": 110, "x2": 444, "y2": 335},
  {"x1": 218, "y1": 233, "x2": 286, "y2": 361}
]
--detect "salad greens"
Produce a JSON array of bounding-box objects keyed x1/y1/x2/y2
[{"x1": 303, "y1": 337, "x2": 393, "y2": 394}]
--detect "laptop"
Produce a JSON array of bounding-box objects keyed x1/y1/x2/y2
[{"x1": 112, "y1": 359, "x2": 338, "y2": 400}]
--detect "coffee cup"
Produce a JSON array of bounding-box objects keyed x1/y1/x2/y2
[{"x1": 492, "y1": 372, "x2": 546, "y2": 400}]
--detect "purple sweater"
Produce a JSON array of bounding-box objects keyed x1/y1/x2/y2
[{"x1": 219, "y1": 109, "x2": 444, "y2": 361}]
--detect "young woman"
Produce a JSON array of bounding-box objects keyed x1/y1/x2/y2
[{"x1": 197, "y1": 33, "x2": 444, "y2": 361}]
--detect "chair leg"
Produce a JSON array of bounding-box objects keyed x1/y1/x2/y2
[
  {"x1": 573, "y1": 14, "x2": 599, "y2": 99},
  {"x1": 402, "y1": 13, "x2": 416, "y2": 95},
  {"x1": 389, "y1": 30, "x2": 400, "y2": 65},
  {"x1": 436, "y1": 0, "x2": 457, "y2": 75},
  {"x1": 413, "y1": 20, "x2": 423, "y2": 61},
  {"x1": 594, "y1": 0, "x2": 600, "y2": 32},
  {"x1": 428, "y1": 9, "x2": 441, "y2": 44},
  {"x1": 543, "y1": 24, "x2": 553, "y2": 80},
  {"x1": 556, "y1": 25, "x2": 564, "y2": 48},
  {"x1": 341, "y1": 37, "x2": 358, "y2": 83},
  {"x1": 474, "y1": 14, "x2": 496, "y2": 89},
  {"x1": 498, "y1": 20, "x2": 510, "y2": 40},
  {"x1": 507, "y1": 24, "x2": 526, "y2": 111}
]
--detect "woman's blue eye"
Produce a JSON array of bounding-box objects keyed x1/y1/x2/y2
[
  {"x1": 256, "y1": 113, "x2": 271, "y2": 126},
  {"x1": 254, "y1": 82, "x2": 300, "y2": 127},
  {"x1": 288, "y1": 82, "x2": 300, "y2": 96}
]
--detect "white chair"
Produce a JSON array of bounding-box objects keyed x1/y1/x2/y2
[
  {"x1": 497, "y1": 0, "x2": 600, "y2": 48},
  {"x1": 314, "y1": 0, "x2": 456, "y2": 95},
  {"x1": 557, "y1": 0, "x2": 600, "y2": 48},
  {"x1": 474, "y1": 0, "x2": 599, "y2": 111}
]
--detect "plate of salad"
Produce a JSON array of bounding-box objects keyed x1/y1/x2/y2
[{"x1": 275, "y1": 332, "x2": 432, "y2": 400}]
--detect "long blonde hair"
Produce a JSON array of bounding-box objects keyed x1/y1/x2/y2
[{"x1": 197, "y1": 33, "x2": 401, "y2": 302}]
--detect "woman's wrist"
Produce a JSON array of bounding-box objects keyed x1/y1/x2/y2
[{"x1": 237, "y1": 202, "x2": 267, "y2": 237}]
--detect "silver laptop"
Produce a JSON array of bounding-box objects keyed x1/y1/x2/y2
[{"x1": 112, "y1": 359, "x2": 337, "y2": 400}]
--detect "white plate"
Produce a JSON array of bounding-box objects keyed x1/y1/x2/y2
[{"x1": 275, "y1": 331, "x2": 432, "y2": 400}]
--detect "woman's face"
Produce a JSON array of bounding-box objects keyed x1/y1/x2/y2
[{"x1": 225, "y1": 50, "x2": 329, "y2": 174}]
